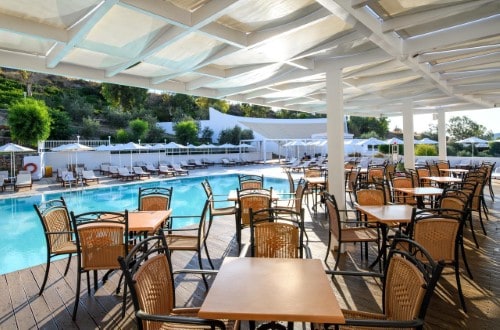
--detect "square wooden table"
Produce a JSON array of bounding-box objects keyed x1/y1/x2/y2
[
  {"x1": 128, "y1": 210, "x2": 171, "y2": 236},
  {"x1": 198, "y1": 257, "x2": 345, "y2": 324},
  {"x1": 355, "y1": 204, "x2": 414, "y2": 268},
  {"x1": 420, "y1": 176, "x2": 463, "y2": 188},
  {"x1": 393, "y1": 187, "x2": 443, "y2": 208}
]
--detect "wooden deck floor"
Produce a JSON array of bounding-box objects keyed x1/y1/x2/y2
[{"x1": 1, "y1": 181, "x2": 499, "y2": 329}]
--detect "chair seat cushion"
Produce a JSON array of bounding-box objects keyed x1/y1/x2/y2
[
  {"x1": 165, "y1": 235, "x2": 198, "y2": 250},
  {"x1": 53, "y1": 241, "x2": 77, "y2": 254},
  {"x1": 342, "y1": 227, "x2": 378, "y2": 242}
]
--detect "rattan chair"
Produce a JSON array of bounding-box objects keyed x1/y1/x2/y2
[
  {"x1": 324, "y1": 194, "x2": 379, "y2": 270},
  {"x1": 236, "y1": 188, "x2": 273, "y2": 253},
  {"x1": 246, "y1": 207, "x2": 308, "y2": 329},
  {"x1": 238, "y1": 173, "x2": 264, "y2": 189},
  {"x1": 70, "y1": 210, "x2": 129, "y2": 320},
  {"x1": 391, "y1": 175, "x2": 417, "y2": 206},
  {"x1": 247, "y1": 207, "x2": 308, "y2": 259},
  {"x1": 161, "y1": 199, "x2": 214, "y2": 289},
  {"x1": 345, "y1": 167, "x2": 360, "y2": 207},
  {"x1": 138, "y1": 186, "x2": 173, "y2": 211},
  {"x1": 323, "y1": 235, "x2": 444, "y2": 329},
  {"x1": 440, "y1": 186, "x2": 478, "y2": 250},
  {"x1": 462, "y1": 171, "x2": 489, "y2": 236},
  {"x1": 34, "y1": 197, "x2": 77, "y2": 295},
  {"x1": 406, "y1": 208, "x2": 469, "y2": 312},
  {"x1": 118, "y1": 234, "x2": 238, "y2": 330},
  {"x1": 354, "y1": 182, "x2": 386, "y2": 223},
  {"x1": 201, "y1": 179, "x2": 237, "y2": 234}
]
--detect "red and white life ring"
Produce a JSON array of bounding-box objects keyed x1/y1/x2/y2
[{"x1": 23, "y1": 163, "x2": 37, "y2": 173}]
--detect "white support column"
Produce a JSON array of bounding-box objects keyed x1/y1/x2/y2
[
  {"x1": 402, "y1": 101, "x2": 415, "y2": 169},
  {"x1": 437, "y1": 111, "x2": 447, "y2": 160},
  {"x1": 326, "y1": 66, "x2": 345, "y2": 209}
]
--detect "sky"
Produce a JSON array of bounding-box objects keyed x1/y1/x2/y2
[{"x1": 388, "y1": 108, "x2": 500, "y2": 135}]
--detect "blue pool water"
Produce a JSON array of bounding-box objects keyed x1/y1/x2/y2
[{"x1": 0, "y1": 174, "x2": 288, "y2": 275}]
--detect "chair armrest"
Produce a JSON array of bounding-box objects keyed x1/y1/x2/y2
[
  {"x1": 325, "y1": 270, "x2": 383, "y2": 278},
  {"x1": 136, "y1": 311, "x2": 226, "y2": 329},
  {"x1": 238, "y1": 243, "x2": 251, "y2": 257},
  {"x1": 173, "y1": 269, "x2": 219, "y2": 276},
  {"x1": 45, "y1": 230, "x2": 74, "y2": 235}
]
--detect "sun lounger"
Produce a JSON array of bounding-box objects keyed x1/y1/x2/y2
[
  {"x1": 61, "y1": 171, "x2": 78, "y2": 187},
  {"x1": 118, "y1": 167, "x2": 138, "y2": 181},
  {"x1": 170, "y1": 163, "x2": 189, "y2": 175},
  {"x1": 108, "y1": 166, "x2": 120, "y2": 178},
  {"x1": 221, "y1": 158, "x2": 236, "y2": 166},
  {"x1": 15, "y1": 173, "x2": 33, "y2": 191},
  {"x1": 145, "y1": 164, "x2": 159, "y2": 175},
  {"x1": 82, "y1": 170, "x2": 100, "y2": 185},
  {"x1": 190, "y1": 159, "x2": 207, "y2": 168},
  {"x1": 180, "y1": 160, "x2": 195, "y2": 170},
  {"x1": 133, "y1": 166, "x2": 151, "y2": 179},
  {"x1": 0, "y1": 174, "x2": 6, "y2": 192},
  {"x1": 159, "y1": 165, "x2": 176, "y2": 177}
]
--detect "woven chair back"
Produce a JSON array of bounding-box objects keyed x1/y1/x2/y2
[
  {"x1": 238, "y1": 189, "x2": 272, "y2": 226},
  {"x1": 249, "y1": 207, "x2": 305, "y2": 259},
  {"x1": 324, "y1": 193, "x2": 341, "y2": 241},
  {"x1": 35, "y1": 198, "x2": 74, "y2": 252},
  {"x1": 417, "y1": 168, "x2": 431, "y2": 187},
  {"x1": 392, "y1": 176, "x2": 417, "y2": 205},
  {"x1": 383, "y1": 236, "x2": 444, "y2": 324},
  {"x1": 138, "y1": 187, "x2": 172, "y2": 211},
  {"x1": 71, "y1": 211, "x2": 128, "y2": 270},
  {"x1": 238, "y1": 174, "x2": 264, "y2": 190},
  {"x1": 367, "y1": 167, "x2": 385, "y2": 183}
]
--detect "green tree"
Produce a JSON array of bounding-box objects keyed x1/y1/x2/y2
[
  {"x1": 489, "y1": 141, "x2": 500, "y2": 156},
  {"x1": 48, "y1": 108, "x2": 73, "y2": 139},
  {"x1": 61, "y1": 92, "x2": 94, "y2": 120},
  {"x1": 8, "y1": 98, "x2": 51, "y2": 146},
  {"x1": 200, "y1": 126, "x2": 214, "y2": 143},
  {"x1": 415, "y1": 144, "x2": 437, "y2": 156},
  {"x1": 447, "y1": 116, "x2": 493, "y2": 141},
  {"x1": 80, "y1": 117, "x2": 100, "y2": 138},
  {"x1": 101, "y1": 83, "x2": 148, "y2": 111},
  {"x1": 348, "y1": 116, "x2": 389, "y2": 138},
  {"x1": 115, "y1": 128, "x2": 130, "y2": 143},
  {"x1": 174, "y1": 120, "x2": 198, "y2": 145},
  {"x1": 129, "y1": 118, "x2": 149, "y2": 141}
]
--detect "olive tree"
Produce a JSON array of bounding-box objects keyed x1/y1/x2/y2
[{"x1": 8, "y1": 98, "x2": 50, "y2": 146}]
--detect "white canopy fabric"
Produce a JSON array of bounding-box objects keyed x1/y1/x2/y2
[
  {"x1": 0, "y1": 1, "x2": 498, "y2": 117},
  {"x1": 414, "y1": 138, "x2": 438, "y2": 145},
  {"x1": 0, "y1": 143, "x2": 35, "y2": 177}
]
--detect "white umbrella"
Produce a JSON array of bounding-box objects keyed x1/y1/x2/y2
[
  {"x1": 164, "y1": 142, "x2": 186, "y2": 163},
  {"x1": 151, "y1": 143, "x2": 166, "y2": 164},
  {"x1": 52, "y1": 142, "x2": 94, "y2": 169},
  {"x1": 119, "y1": 142, "x2": 148, "y2": 168},
  {"x1": 386, "y1": 137, "x2": 404, "y2": 145},
  {"x1": 95, "y1": 144, "x2": 117, "y2": 163},
  {"x1": 414, "y1": 137, "x2": 438, "y2": 145},
  {"x1": 357, "y1": 137, "x2": 386, "y2": 157},
  {"x1": 457, "y1": 137, "x2": 489, "y2": 158},
  {"x1": 0, "y1": 143, "x2": 35, "y2": 177}
]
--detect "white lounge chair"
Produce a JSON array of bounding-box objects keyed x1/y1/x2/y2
[
  {"x1": 159, "y1": 165, "x2": 176, "y2": 177},
  {"x1": 61, "y1": 171, "x2": 78, "y2": 187},
  {"x1": 117, "y1": 167, "x2": 138, "y2": 181},
  {"x1": 0, "y1": 174, "x2": 6, "y2": 192},
  {"x1": 133, "y1": 166, "x2": 151, "y2": 179},
  {"x1": 82, "y1": 170, "x2": 100, "y2": 185},
  {"x1": 15, "y1": 173, "x2": 32, "y2": 191},
  {"x1": 145, "y1": 164, "x2": 159, "y2": 175},
  {"x1": 170, "y1": 163, "x2": 189, "y2": 175}
]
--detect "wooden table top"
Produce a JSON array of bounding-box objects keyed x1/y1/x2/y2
[
  {"x1": 198, "y1": 257, "x2": 345, "y2": 324},
  {"x1": 355, "y1": 204, "x2": 414, "y2": 224},
  {"x1": 306, "y1": 176, "x2": 326, "y2": 185},
  {"x1": 439, "y1": 168, "x2": 469, "y2": 174},
  {"x1": 393, "y1": 187, "x2": 443, "y2": 196},
  {"x1": 420, "y1": 176, "x2": 463, "y2": 184},
  {"x1": 128, "y1": 210, "x2": 171, "y2": 232}
]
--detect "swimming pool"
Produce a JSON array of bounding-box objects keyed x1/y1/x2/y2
[{"x1": 0, "y1": 174, "x2": 288, "y2": 275}]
